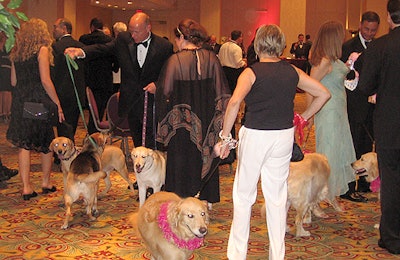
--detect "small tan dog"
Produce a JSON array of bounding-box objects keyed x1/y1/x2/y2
[
  {"x1": 287, "y1": 153, "x2": 331, "y2": 237},
  {"x1": 131, "y1": 146, "x2": 166, "y2": 207},
  {"x1": 61, "y1": 134, "x2": 106, "y2": 229},
  {"x1": 50, "y1": 134, "x2": 134, "y2": 196},
  {"x1": 130, "y1": 191, "x2": 209, "y2": 259}
]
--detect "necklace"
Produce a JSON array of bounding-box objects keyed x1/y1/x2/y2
[{"x1": 157, "y1": 202, "x2": 204, "y2": 250}]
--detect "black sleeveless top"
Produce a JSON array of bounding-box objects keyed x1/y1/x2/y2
[{"x1": 244, "y1": 60, "x2": 299, "y2": 130}]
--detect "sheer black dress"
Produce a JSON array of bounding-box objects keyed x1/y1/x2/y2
[{"x1": 156, "y1": 48, "x2": 231, "y2": 203}]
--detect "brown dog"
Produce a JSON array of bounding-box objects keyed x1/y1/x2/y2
[
  {"x1": 130, "y1": 191, "x2": 209, "y2": 259},
  {"x1": 50, "y1": 134, "x2": 134, "y2": 196},
  {"x1": 61, "y1": 134, "x2": 106, "y2": 229}
]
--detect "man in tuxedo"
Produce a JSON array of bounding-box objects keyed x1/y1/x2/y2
[
  {"x1": 339, "y1": 11, "x2": 380, "y2": 202},
  {"x1": 209, "y1": 34, "x2": 221, "y2": 55},
  {"x1": 79, "y1": 17, "x2": 115, "y2": 134},
  {"x1": 66, "y1": 12, "x2": 173, "y2": 150},
  {"x1": 290, "y1": 33, "x2": 311, "y2": 72},
  {"x1": 358, "y1": 0, "x2": 400, "y2": 254},
  {"x1": 52, "y1": 18, "x2": 86, "y2": 141}
]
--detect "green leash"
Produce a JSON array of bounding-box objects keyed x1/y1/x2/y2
[{"x1": 65, "y1": 53, "x2": 97, "y2": 148}]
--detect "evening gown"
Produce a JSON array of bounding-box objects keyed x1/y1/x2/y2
[
  {"x1": 315, "y1": 60, "x2": 356, "y2": 200},
  {"x1": 156, "y1": 48, "x2": 230, "y2": 203},
  {"x1": 7, "y1": 54, "x2": 55, "y2": 153}
]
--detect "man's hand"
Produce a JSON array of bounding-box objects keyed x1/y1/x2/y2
[
  {"x1": 143, "y1": 82, "x2": 156, "y2": 94},
  {"x1": 64, "y1": 47, "x2": 84, "y2": 59}
]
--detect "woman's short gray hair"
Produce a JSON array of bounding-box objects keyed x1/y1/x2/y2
[{"x1": 254, "y1": 24, "x2": 286, "y2": 58}]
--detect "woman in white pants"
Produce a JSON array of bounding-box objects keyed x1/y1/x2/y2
[{"x1": 215, "y1": 24, "x2": 330, "y2": 260}]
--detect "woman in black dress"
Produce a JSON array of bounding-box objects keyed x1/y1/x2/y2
[
  {"x1": 156, "y1": 19, "x2": 231, "y2": 206},
  {"x1": 7, "y1": 18, "x2": 64, "y2": 200}
]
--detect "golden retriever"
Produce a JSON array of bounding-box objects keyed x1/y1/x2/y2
[
  {"x1": 261, "y1": 153, "x2": 333, "y2": 236},
  {"x1": 131, "y1": 146, "x2": 166, "y2": 207},
  {"x1": 50, "y1": 134, "x2": 135, "y2": 196},
  {"x1": 61, "y1": 134, "x2": 106, "y2": 229},
  {"x1": 130, "y1": 191, "x2": 209, "y2": 259},
  {"x1": 351, "y1": 152, "x2": 379, "y2": 187},
  {"x1": 351, "y1": 152, "x2": 380, "y2": 229},
  {"x1": 287, "y1": 153, "x2": 332, "y2": 237}
]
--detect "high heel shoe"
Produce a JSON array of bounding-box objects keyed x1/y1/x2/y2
[
  {"x1": 42, "y1": 186, "x2": 57, "y2": 194},
  {"x1": 23, "y1": 191, "x2": 38, "y2": 201}
]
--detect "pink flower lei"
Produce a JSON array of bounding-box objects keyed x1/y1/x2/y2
[{"x1": 158, "y1": 202, "x2": 204, "y2": 250}]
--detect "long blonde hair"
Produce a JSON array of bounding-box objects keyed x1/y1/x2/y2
[
  {"x1": 10, "y1": 18, "x2": 54, "y2": 65},
  {"x1": 309, "y1": 21, "x2": 344, "y2": 66}
]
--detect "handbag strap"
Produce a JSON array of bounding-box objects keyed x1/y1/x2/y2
[{"x1": 65, "y1": 54, "x2": 97, "y2": 148}]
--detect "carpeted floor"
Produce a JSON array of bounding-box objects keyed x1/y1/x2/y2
[{"x1": 0, "y1": 93, "x2": 398, "y2": 259}]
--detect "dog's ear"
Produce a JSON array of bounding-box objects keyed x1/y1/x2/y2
[
  {"x1": 147, "y1": 148, "x2": 154, "y2": 157},
  {"x1": 49, "y1": 139, "x2": 56, "y2": 152}
]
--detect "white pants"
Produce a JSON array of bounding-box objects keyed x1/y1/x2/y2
[{"x1": 227, "y1": 126, "x2": 294, "y2": 260}]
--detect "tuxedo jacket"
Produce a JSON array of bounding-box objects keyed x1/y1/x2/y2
[
  {"x1": 79, "y1": 30, "x2": 114, "y2": 95},
  {"x1": 52, "y1": 35, "x2": 86, "y2": 108},
  {"x1": 82, "y1": 31, "x2": 174, "y2": 118},
  {"x1": 341, "y1": 35, "x2": 371, "y2": 123},
  {"x1": 358, "y1": 26, "x2": 400, "y2": 149}
]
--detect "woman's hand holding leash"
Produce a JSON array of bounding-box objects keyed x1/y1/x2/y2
[{"x1": 214, "y1": 131, "x2": 238, "y2": 159}]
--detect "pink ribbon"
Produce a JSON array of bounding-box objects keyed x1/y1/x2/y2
[{"x1": 293, "y1": 112, "x2": 308, "y2": 145}]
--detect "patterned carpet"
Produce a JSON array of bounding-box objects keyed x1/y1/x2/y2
[{"x1": 0, "y1": 93, "x2": 398, "y2": 259}]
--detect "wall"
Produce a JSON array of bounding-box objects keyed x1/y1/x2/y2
[
  {"x1": 280, "y1": 0, "x2": 306, "y2": 57},
  {"x1": 16, "y1": 0, "x2": 390, "y2": 54}
]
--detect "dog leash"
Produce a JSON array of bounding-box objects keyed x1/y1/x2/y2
[
  {"x1": 194, "y1": 138, "x2": 238, "y2": 199},
  {"x1": 65, "y1": 54, "x2": 97, "y2": 148}
]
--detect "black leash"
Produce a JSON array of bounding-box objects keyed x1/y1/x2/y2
[{"x1": 194, "y1": 158, "x2": 222, "y2": 199}]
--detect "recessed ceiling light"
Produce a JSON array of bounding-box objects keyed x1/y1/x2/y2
[
  {"x1": 95, "y1": 0, "x2": 100, "y2": 4},
  {"x1": 127, "y1": 1, "x2": 133, "y2": 4}
]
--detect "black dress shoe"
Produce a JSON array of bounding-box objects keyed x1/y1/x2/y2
[
  {"x1": 23, "y1": 191, "x2": 38, "y2": 201},
  {"x1": 340, "y1": 192, "x2": 368, "y2": 202},
  {"x1": 42, "y1": 186, "x2": 57, "y2": 194},
  {"x1": 3, "y1": 168, "x2": 18, "y2": 179}
]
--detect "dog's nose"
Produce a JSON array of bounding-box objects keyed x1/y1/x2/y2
[
  {"x1": 57, "y1": 150, "x2": 63, "y2": 154},
  {"x1": 199, "y1": 227, "x2": 207, "y2": 235}
]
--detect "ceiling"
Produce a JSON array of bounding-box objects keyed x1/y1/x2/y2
[{"x1": 90, "y1": 0, "x2": 177, "y2": 11}]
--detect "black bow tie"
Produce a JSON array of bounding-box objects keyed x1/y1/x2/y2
[{"x1": 136, "y1": 40, "x2": 148, "y2": 48}]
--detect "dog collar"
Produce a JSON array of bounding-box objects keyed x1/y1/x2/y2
[
  {"x1": 157, "y1": 202, "x2": 204, "y2": 250},
  {"x1": 61, "y1": 147, "x2": 78, "y2": 161}
]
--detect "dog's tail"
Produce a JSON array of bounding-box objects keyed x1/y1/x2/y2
[
  {"x1": 128, "y1": 213, "x2": 141, "y2": 237},
  {"x1": 75, "y1": 171, "x2": 107, "y2": 183}
]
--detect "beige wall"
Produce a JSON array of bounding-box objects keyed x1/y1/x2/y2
[
  {"x1": 280, "y1": 0, "x2": 306, "y2": 57},
  {"x1": 16, "y1": 0, "x2": 390, "y2": 54}
]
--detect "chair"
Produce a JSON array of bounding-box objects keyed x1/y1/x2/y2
[
  {"x1": 86, "y1": 87, "x2": 111, "y2": 135},
  {"x1": 106, "y1": 92, "x2": 132, "y2": 161}
]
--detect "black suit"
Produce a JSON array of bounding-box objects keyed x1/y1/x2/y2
[
  {"x1": 79, "y1": 30, "x2": 114, "y2": 134},
  {"x1": 358, "y1": 26, "x2": 400, "y2": 253},
  {"x1": 52, "y1": 35, "x2": 86, "y2": 141},
  {"x1": 82, "y1": 32, "x2": 174, "y2": 148},
  {"x1": 341, "y1": 34, "x2": 374, "y2": 159}
]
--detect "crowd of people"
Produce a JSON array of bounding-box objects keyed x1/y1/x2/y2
[{"x1": 1, "y1": 0, "x2": 400, "y2": 259}]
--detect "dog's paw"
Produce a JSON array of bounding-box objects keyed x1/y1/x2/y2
[
  {"x1": 61, "y1": 223, "x2": 69, "y2": 229},
  {"x1": 374, "y1": 223, "x2": 380, "y2": 229},
  {"x1": 296, "y1": 229, "x2": 311, "y2": 237}
]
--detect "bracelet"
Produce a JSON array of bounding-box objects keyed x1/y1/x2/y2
[{"x1": 219, "y1": 130, "x2": 232, "y2": 143}]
